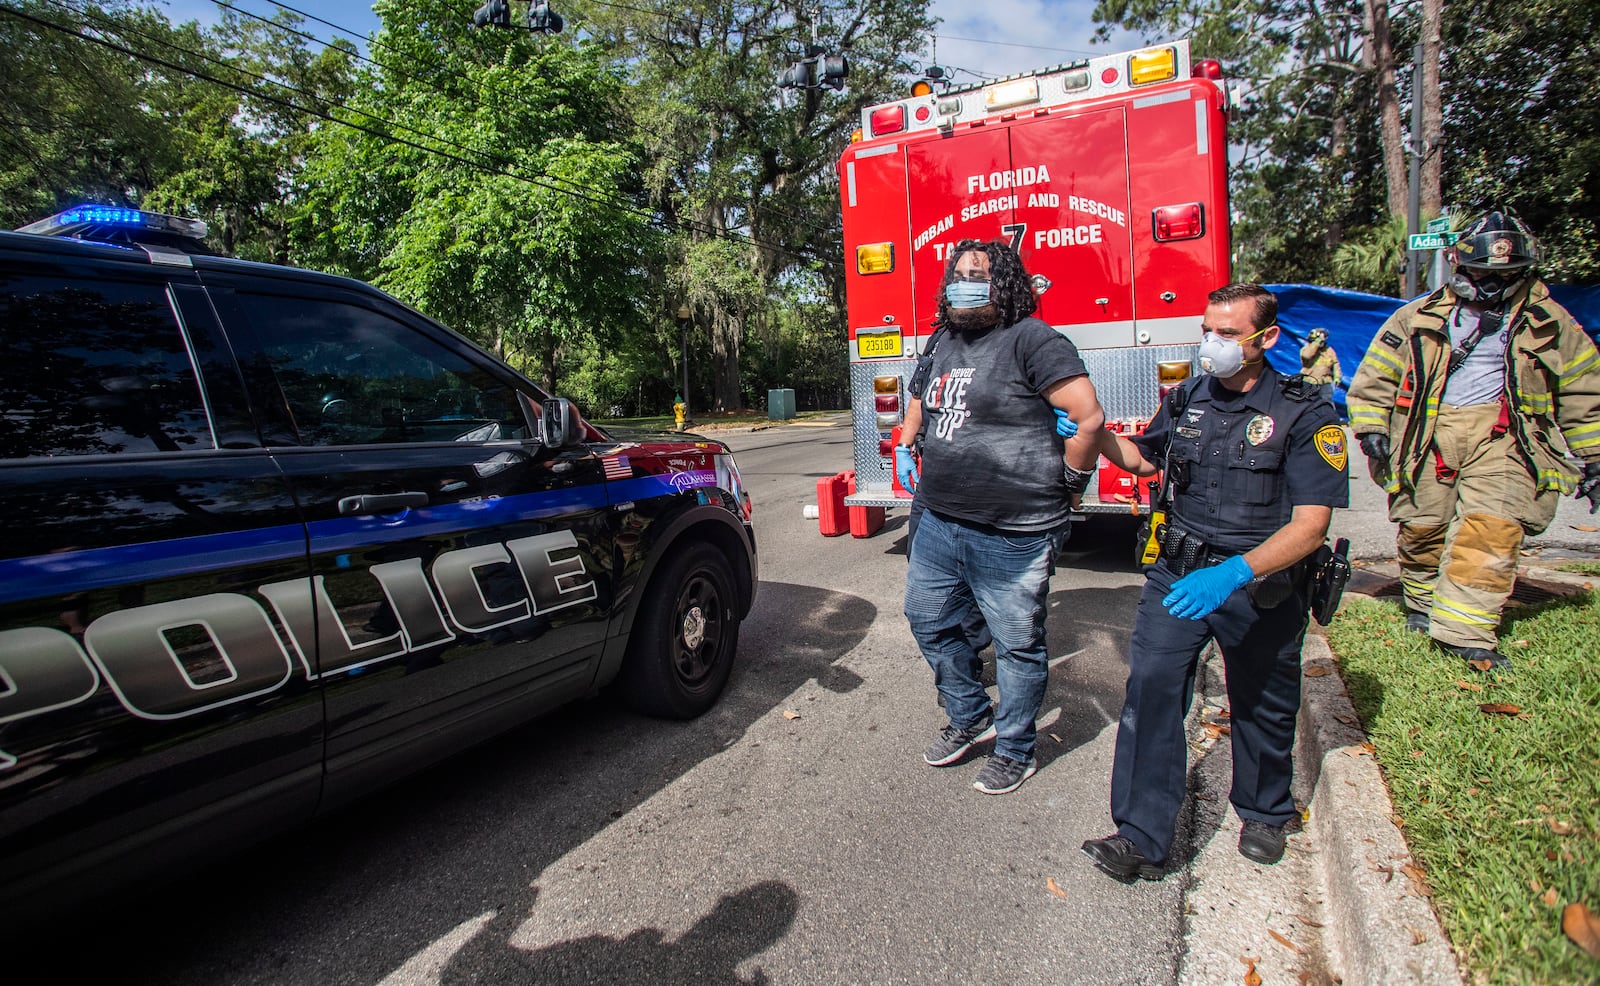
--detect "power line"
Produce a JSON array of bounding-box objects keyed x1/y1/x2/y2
[
  {"x1": 938, "y1": 33, "x2": 1103, "y2": 59},
  {"x1": 1, "y1": 1, "x2": 822, "y2": 262}
]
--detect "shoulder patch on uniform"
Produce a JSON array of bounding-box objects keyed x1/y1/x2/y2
[
  {"x1": 1314, "y1": 425, "x2": 1347, "y2": 471},
  {"x1": 1380, "y1": 330, "x2": 1404, "y2": 348}
]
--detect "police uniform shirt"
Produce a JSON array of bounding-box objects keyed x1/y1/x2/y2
[{"x1": 1133, "y1": 365, "x2": 1350, "y2": 553}]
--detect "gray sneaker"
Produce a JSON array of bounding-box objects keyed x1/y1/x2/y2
[
  {"x1": 972, "y1": 754, "x2": 1037, "y2": 794},
  {"x1": 923, "y1": 710, "x2": 996, "y2": 766}
]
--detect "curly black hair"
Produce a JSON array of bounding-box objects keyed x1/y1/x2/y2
[{"x1": 933, "y1": 239, "x2": 1037, "y2": 330}]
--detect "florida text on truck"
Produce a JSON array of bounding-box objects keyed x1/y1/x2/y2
[{"x1": 834, "y1": 40, "x2": 1230, "y2": 524}]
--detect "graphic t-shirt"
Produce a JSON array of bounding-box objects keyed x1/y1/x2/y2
[{"x1": 915, "y1": 316, "x2": 1088, "y2": 531}]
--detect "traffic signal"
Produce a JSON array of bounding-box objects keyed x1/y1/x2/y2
[
  {"x1": 820, "y1": 54, "x2": 849, "y2": 91},
  {"x1": 473, "y1": 0, "x2": 510, "y2": 28},
  {"x1": 777, "y1": 48, "x2": 849, "y2": 91},
  {"x1": 527, "y1": 0, "x2": 563, "y2": 33},
  {"x1": 777, "y1": 59, "x2": 815, "y2": 90}
]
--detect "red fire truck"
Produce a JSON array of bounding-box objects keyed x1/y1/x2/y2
[{"x1": 829, "y1": 40, "x2": 1229, "y2": 531}]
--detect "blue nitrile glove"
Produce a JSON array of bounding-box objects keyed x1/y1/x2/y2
[
  {"x1": 1163, "y1": 554, "x2": 1254, "y2": 620},
  {"x1": 894, "y1": 445, "x2": 919, "y2": 492},
  {"x1": 1053, "y1": 409, "x2": 1079, "y2": 439}
]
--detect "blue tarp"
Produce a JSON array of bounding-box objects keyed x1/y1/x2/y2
[{"x1": 1261, "y1": 282, "x2": 1600, "y2": 416}]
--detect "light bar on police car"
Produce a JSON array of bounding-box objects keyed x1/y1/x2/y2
[{"x1": 17, "y1": 206, "x2": 209, "y2": 239}]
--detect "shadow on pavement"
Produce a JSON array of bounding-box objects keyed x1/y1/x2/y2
[{"x1": 437, "y1": 881, "x2": 799, "y2": 985}]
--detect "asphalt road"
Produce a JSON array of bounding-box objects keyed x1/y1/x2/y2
[{"x1": 19, "y1": 415, "x2": 1596, "y2": 984}]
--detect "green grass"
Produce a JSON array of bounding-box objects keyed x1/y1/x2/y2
[
  {"x1": 1552, "y1": 560, "x2": 1600, "y2": 577},
  {"x1": 1326, "y1": 596, "x2": 1600, "y2": 985}
]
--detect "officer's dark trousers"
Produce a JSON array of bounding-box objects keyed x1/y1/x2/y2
[{"x1": 1111, "y1": 558, "x2": 1309, "y2": 864}]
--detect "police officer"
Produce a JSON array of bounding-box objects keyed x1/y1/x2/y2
[
  {"x1": 1300, "y1": 327, "x2": 1341, "y2": 397},
  {"x1": 1347, "y1": 210, "x2": 1600, "y2": 669},
  {"x1": 1072, "y1": 283, "x2": 1349, "y2": 879}
]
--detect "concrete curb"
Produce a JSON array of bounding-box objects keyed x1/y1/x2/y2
[{"x1": 1296, "y1": 635, "x2": 1465, "y2": 986}]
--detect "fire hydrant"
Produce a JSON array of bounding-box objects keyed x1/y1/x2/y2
[{"x1": 673, "y1": 396, "x2": 686, "y2": 431}]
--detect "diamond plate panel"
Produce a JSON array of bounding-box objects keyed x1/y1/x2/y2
[
  {"x1": 1080, "y1": 344, "x2": 1198, "y2": 422},
  {"x1": 850, "y1": 358, "x2": 915, "y2": 494}
]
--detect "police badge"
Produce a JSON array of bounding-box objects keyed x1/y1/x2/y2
[{"x1": 1245, "y1": 414, "x2": 1275, "y2": 445}]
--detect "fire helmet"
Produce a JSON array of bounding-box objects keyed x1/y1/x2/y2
[{"x1": 1449, "y1": 210, "x2": 1540, "y2": 271}]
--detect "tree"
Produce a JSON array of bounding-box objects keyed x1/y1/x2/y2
[
  {"x1": 291, "y1": 0, "x2": 657, "y2": 393},
  {"x1": 577, "y1": 0, "x2": 933, "y2": 411}
]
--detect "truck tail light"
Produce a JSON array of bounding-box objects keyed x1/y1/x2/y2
[
  {"x1": 873, "y1": 375, "x2": 902, "y2": 431},
  {"x1": 856, "y1": 242, "x2": 894, "y2": 274},
  {"x1": 869, "y1": 104, "x2": 905, "y2": 136},
  {"x1": 1152, "y1": 203, "x2": 1204, "y2": 241},
  {"x1": 1157, "y1": 360, "x2": 1191, "y2": 400},
  {"x1": 1129, "y1": 47, "x2": 1177, "y2": 86}
]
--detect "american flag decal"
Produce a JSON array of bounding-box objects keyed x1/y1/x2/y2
[{"x1": 602, "y1": 455, "x2": 631, "y2": 480}]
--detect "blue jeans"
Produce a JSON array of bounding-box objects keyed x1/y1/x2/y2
[{"x1": 904, "y1": 509, "x2": 1063, "y2": 761}]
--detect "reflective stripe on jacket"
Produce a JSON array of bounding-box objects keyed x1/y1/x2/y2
[{"x1": 1347, "y1": 279, "x2": 1600, "y2": 495}]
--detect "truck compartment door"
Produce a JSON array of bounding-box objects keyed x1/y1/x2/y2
[
  {"x1": 1008, "y1": 107, "x2": 1136, "y2": 349},
  {"x1": 840, "y1": 142, "x2": 911, "y2": 363},
  {"x1": 905, "y1": 128, "x2": 1013, "y2": 336}
]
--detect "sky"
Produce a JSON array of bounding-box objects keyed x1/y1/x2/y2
[{"x1": 155, "y1": 0, "x2": 1150, "y2": 82}]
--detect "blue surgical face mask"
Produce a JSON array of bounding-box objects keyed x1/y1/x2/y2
[{"x1": 946, "y1": 280, "x2": 992, "y2": 309}]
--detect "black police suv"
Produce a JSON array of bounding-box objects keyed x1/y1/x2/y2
[{"x1": 0, "y1": 207, "x2": 758, "y2": 919}]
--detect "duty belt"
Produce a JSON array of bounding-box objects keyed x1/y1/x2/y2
[{"x1": 1157, "y1": 525, "x2": 1234, "y2": 577}]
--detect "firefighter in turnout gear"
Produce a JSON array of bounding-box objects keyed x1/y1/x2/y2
[
  {"x1": 1347, "y1": 210, "x2": 1600, "y2": 669},
  {"x1": 1300, "y1": 328, "x2": 1341, "y2": 391}
]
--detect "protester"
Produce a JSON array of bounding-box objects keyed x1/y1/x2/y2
[
  {"x1": 1076, "y1": 282, "x2": 1348, "y2": 878},
  {"x1": 904, "y1": 238, "x2": 1107, "y2": 795},
  {"x1": 1347, "y1": 210, "x2": 1600, "y2": 669}
]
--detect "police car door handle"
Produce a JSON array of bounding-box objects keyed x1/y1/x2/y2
[{"x1": 338, "y1": 492, "x2": 429, "y2": 516}]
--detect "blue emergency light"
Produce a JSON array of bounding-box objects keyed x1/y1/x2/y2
[{"x1": 17, "y1": 206, "x2": 208, "y2": 240}]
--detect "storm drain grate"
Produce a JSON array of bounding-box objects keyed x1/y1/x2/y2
[{"x1": 1351, "y1": 571, "x2": 1579, "y2": 607}]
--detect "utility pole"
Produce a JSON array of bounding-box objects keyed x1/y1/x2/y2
[{"x1": 1404, "y1": 42, "x2": 1424, "y2": 298}]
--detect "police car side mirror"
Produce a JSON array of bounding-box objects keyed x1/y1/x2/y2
[{"x1": 539, "y1": 397, "x2": 584, "y2": 449}]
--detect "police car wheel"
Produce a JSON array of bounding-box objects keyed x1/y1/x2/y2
[{"x1": 617, "y1": 541, "x2": 739, "y2": 719}]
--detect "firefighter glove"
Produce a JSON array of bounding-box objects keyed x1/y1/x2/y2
[
  {"x1": 1578, "y1": 461, "x2": 1600, "y2": 514},
  {"x1": 1359, "y1": 432, "x2": 1392, "y2": 487},
  {"x1": 1163, "y1": 554, "x2": 1253, "y2": 620},
  {"x1": 1052, "y1": 409, "x2": 1079, "y2": 439},
  {"x1": 893, "y1": 445, "x2": 919, "y2": 492}
]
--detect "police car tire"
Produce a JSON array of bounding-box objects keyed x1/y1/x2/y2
[{"x1": 616, "y1": 541, "x2": 740, "y2": 719}]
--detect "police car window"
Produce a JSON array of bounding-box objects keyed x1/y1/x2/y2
[
  {"x1": 239, "y1": 294, "x2": 528, "y2": 447},
  {"x1": 0, "y1": 275, "x2": 212, "y2": 459}
]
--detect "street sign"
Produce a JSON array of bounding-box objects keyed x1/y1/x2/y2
[
  {"x1": 1408, "y1": 232, "x2": 1458, "y2": 251},
  {"x1": 1425, "y1": 216, "x2": 1451, "y2": 234}
]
